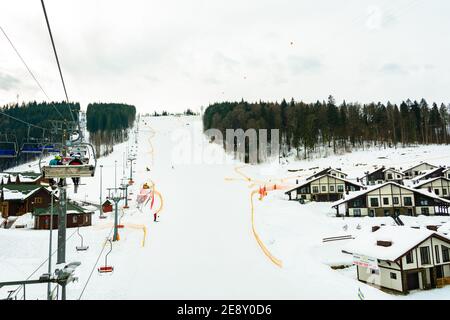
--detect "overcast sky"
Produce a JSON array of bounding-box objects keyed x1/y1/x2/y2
[{"x1": 0, "y1": 0, "x2": 449, "y2": 112}]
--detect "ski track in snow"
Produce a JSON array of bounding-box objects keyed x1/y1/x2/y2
[{"x1": 1, "y1": 115, "x2": 450, "y2": 300}]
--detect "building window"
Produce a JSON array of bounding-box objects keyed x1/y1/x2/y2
[
  {"x1": 72, "y1": 216, "x2": 78, "y2": 223},
  {"x1": 387, "y1": 174, "x2": 393, "y2": 180},
  {"x1": 369, "y1": 209, "x2": 375, "y2": 217},
  {"x1": 443, "y1": 189, "x2": 448, "y2": 196},
  {"x1": 371, "y1": 269, "x2": 379, "y2": 275},
  {"x1": 404, "y1": 197, "x2": 413, "y2": 206},
  {"x1": 384, "y1": 209, "x2": 390, "y2": 216},
  {"x1": 435, "y1": 245, "x2": 441, "y2": 264},
  {"x1": 383, "y1": 198, "x2": 389, "y2": 205},
  {"x1": 435, "y1": 189, "x2": 440, "y2": 195},
  {"x1": 393, "y1": 197, "x2": 399, "y2": 205},
  {"x1": 443, "y1": 246, "x2": 450, "y2": 263},
  {"x1": 330, "y1": 185, "x2": 335, "y2": 192},
  {"x1": 370, "y1": 198, "x2": 379, "y2": 207},
  {"x1": 312, "y1": 186, "x2": 319, "y2": 193},
  {"x1": 322, "y1": 186, "x2": 327, "y2": 192},
  {"x1": 34, "y1": 197, "x2": 43, "y2": 204},
  {"x1": 421, "y1": 208, "x2": 430, "y2": 216},
  {"x1": 420, "y1": 247, "x2": 431, "y2": 265},
  {"x1": 420, "y1": 199, "x2": 429, "y2": 206},
  {"x1": 390, "y1": 272, "x2": 397, "y2": 280},
  {"x1": 353, "y1": 209, "x2": 361, "y2": 217},
  {"x1": 337, "y1": 185, "x2": 344, "y2": 193},
  {"x1": 406, "y1": 251, "x2": 414, "y2": 264}
]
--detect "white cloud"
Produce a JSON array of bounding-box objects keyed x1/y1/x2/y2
[{"x1": 0, "y1": 0, "x2": 449, "y2": 111}]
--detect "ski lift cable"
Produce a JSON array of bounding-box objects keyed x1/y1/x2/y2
[
  {"x1": 0, "y1": 25, "x2": 66, "y2": 121},
  {"x1": 77, "y1": 226, "x2": 115, "y2": 300},
  {"x1": 0, "y1": 25, "x2": 51, "y2": 102},
  {"x1": 0, "y1": 110, "x2": 47, "y2": 132},
  {"x1": 40, "y1": 0, "x2": 76, "y2": 124}
]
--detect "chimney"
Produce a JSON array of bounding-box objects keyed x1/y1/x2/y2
[
  {"x1": 372, "y1": 226, "x2": 380, "y2": 232},
  {"x1": 426, "y1": 225, "x2": 438, "y2": 232},
  {"x1": 377, "y1": 240, "x2": 392, "y2": 247}
]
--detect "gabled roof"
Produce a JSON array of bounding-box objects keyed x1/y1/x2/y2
[
  {"x1": 343, "y1": 226, "x2": 450, "y2": 262},
  {"x1": 402, "y1": 162, "x2": 438, "y2": 173},
  {"x1": 286, "y1": 174, "x2": 363, "y2": 194},
  {"x1": 306, "y1": 167, "x2": 348, "y2": 181},
  {"x1": 411, "y1": 166, "x2": 447, "y2": 183},
  {"x1": 414, "y1": 176, "x2": 450, "y2": 189},
  {"x1": 332, "y1": 181, "x2": 450, "y2": 208},
  {"x1": 34, "y1": 202, "x2": 93, "y2": 216},
  {"x1": 1, "y1": 184, "x2": 48, "y2": 201}
]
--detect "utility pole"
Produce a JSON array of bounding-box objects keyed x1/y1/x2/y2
[
  {"x1": 57, "y1": 129, "x2": 68, "y2": 265},
  {"x1": 47, "y1": 188, "x2": 56, "y2": 300},
  {"x1": 99, "y1": 164, "x2": 104, "y2": 217}
]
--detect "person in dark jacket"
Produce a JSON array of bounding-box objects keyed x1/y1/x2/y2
[{"x1": 69, "y1": 154, "x2": 83, "y2": 187}]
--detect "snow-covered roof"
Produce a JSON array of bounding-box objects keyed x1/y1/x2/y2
[
  {"x1": 343, "y1": 226, "x2": 449, "y2": 262},
  {"x1": 1, "y1": 185, "x2": 44, "y2": 201},
  {"x1": 411, "y1": 167, "x2": 441, "y2": 182},
  {"x1": 332, "y1": 181, "x2": 450, "y2": 208},
  {"x1": 286, "y1": 174, "x2": 363, "y2": 194},
  {"x1": 413, "y1": 176, "x2": 450, "y2": 189},
  {"x1": 402, "y1": 162, "x2": 438, "y2": 173},
  {"x1": 306, "y1": 167, "x2": 348, "y2": 180}
]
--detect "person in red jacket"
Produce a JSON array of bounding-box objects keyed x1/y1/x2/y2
[{"x1": 69, "y1": 153, "x2": 83, "y2": 187}]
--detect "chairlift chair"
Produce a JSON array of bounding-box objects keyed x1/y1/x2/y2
[
  {"x1": 0, "y1": 134, "x2": 18, "y2": 158},
  {"x1": 0, "y1": 142, "x2": 18, "y2": 158},
  {"x1": 20, "y1": 142, "x2": 44, "y2": 154},
  {"x1": 40, "y1": 142, "x2": 97, "y2": 179},
  {"x1": 98, "y1": 239, "x2": 114, "y2": 274},
  {"x1": 76, "y1": 227, "x2": 89, "y2": 251}
]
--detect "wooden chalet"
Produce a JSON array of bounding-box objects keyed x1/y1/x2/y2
[
  {"x1": 0, "y1": 184, "x2": 54, "y2": 219},
  {"x1": 344, "y1": 226, "x2": 450, "y2": 293},
  {"x1": 362, "y1": 167, "x2": 405, "y2": 186},
  {"x1": 332, "y1": 182, "x2": 450, "y2": 217},
  {"x1": 414, "y1": 177, "x2": 450, "y2": 200},
  {"x1": 102, "y1": 200, "x2": 113, "y2": 213},
  {"x1": 285, "y1": 174, "x2": 363, "y2": 202},
  {"x1": 33, "y1": 202, "x2": 93, "y2": 230},
  {"x1": 403, "y1": 162, "x2": 438, "y2": 179}
]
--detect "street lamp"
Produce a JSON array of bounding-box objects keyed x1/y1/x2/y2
[{"x1": 99, "y1": 165, "x2": 106, "y2": 219}]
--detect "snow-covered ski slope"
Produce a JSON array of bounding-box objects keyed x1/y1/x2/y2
[{"x1": 1, "y1": 115, "x2": 450, "y2": 300}]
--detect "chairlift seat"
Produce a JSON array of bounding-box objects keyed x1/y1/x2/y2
[
  {"x1": 98, "y1": 266, "x2": 114, "y2": 273},
  {"x1": 0, "y1": 149, "x2": 17, "y2": 157},
  {"x1": 43, "y1": 164, "x2": 95, "y2": 178},
  {"x1": 21, "y1": 143, "x2": 44, "y2": 154},
  {"x1": 76, "y1": 246, "x2": 89, "y2": 251}
]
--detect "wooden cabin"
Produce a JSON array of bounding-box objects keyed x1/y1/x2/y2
[
  {"x1": 414, "y1": 177, "x2": 450, "y2": 200},
  {"x1": 102, "y1": 200, "x2": 113, "y2": 213},
  {"x1": 33, "y1": 202, "x2": 93, "y2": 230},
  {"x1": 333, "y1": 182, "x2": 450, "y2": 217},
  {"x1": 344, "y1": 226, "x2": 450, "y2": 294},
  {"x1": 0, "y1": 184, "x2": 53, "y2": 219},
  {"x1": 285, "y1": 174, "x2": 363, "y2": 202},
  {"x1": 403, "y1": 162, "x2": 438, "y2": 179},
  {"x1": 362, "y1": 167, "x2": 405, "y2": 186}
]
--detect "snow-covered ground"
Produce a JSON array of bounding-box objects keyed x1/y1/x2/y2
[{"x1": 1, "y1": 115, "x2": 450, "y2": 300}]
